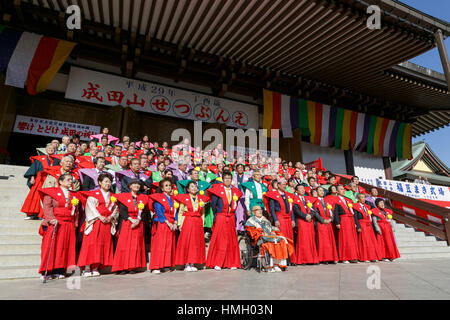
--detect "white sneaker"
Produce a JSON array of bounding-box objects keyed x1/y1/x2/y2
[
  {"x1": 274, "y1": 266, "x2": 282, "y2": 272},
  {"x1": 190, "y1": 265, "x2": 198, "y2": 272},
  {"x1": 342, "y1": 261, "x2": 350, "y2": 264},
  {"x1": 54, "y1": 274, "x2": 65, "y2": 279},
  {"x1": 214, "y1": 266, "x2": 222, "y2": 271},
  {"x1": 152, "y1": 269, "x2": 161, "y2": 274},
  {"x1": 382, "y1": 259, "x2": 389, "y2": 262},
  {"x1": 92, "y1": 270, "x2": 100, "y2": 277},
  {"x1": 184, "y1": 265, "x2": 193, "y2": 272},
  {"x1": 83, "y1": 271, "x2": 92, "y2": 277},
  {"x1": 230, "y1": 267, "x2": 238, "y2": 270}
]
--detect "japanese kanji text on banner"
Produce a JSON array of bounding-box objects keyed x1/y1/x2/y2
[
  {"x1": 13, "y1": 115, "x2": 101, "y2": 139},
  {"x1": 64, "y1": 67, "x2": 259, "y2": 129}
]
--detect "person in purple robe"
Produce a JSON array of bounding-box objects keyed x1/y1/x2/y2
[{"x1": 115, "y1": 158, "x2": 152, "y2": 194}]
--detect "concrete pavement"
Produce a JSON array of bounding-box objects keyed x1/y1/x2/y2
[{"x1": 1, "y1": 259, "x2": 450, "y2": 300}]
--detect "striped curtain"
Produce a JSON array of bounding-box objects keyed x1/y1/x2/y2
[{"x1": 263, "y1": 89, "x2": 413, "y2": 159}]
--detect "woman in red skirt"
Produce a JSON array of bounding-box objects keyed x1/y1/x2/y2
[
  {"x1": 372, "y1": 199, "x2": 400, "y2": 261},
  {"x1": 353, "y1": 193, "x2": 381, "y2": 262},
  {"x1": 313, "y1": 187, "x2": 338, "y2": 264},
  {"x1": 148, "y1": 178, "x2": 177, "y2": 274},
  {"x1": 111, "y1": 179, "x2": 148, "y2": 274},
  {"x1": 77, "y1": 173, "x2": 119, "y2": 277},
  {"x1": 38, "y1": 173, "x2": 79, "y2": 281},
  {"x1": 292, "y1": 185, "x2": 319, "y2": 265},
  {"x1": 174, "y1": 181, "x2": 209, "y2": 272}
]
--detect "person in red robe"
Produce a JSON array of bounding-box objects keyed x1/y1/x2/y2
[
  {"x1": 148, "y1": 178, "x2": 177, "y2": 274},
  {"x1": 206, "y1": 171, "x2": 243, "y2": 270},
  {"x1": 353, "y1": 193, "x2": 381, "y2": 262},
  {"x1": 111, "y1": 179, "x2": 148, "y2": 274},
  {"x1": 174, "y1": 181, "x2": 209, "y2": 271},
  {"x1": 263, "y1": 178, "x2": 296, "y2": 247},
  {"x1": 21, "y1": 156, "x2": 80, "y2": 219},
  {"x1": 38, "y1": 173, "x2": 80, "y2": 281},
  {"x1": 334, "y1": 185, "x2": 361, "y2": 263},
  {"x1": 77, "y1": 173, "x2": 119, "y2": 276},
  {"x1": 372, "y1": 199, "x2": 400, "y2": 261},
  {"x1": 292, "y1": 185, "x2": 319, "y2": 265},
  {"x1": 313, "y1": 187, "x2": 338, "y2": 264}
]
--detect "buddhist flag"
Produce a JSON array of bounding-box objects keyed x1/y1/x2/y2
[
  {"x1": 319, "y1": 104, "x2": 331, "y2": 147},
  {"x1": 280, "y1": 94, "x2": 293, "y2": 138},
  {"x1": 0, "y1": 27, "x2": 76, "y2": 95},
  {"x1": 382, "y1": 119, "x2": 396, "y2": 157}
]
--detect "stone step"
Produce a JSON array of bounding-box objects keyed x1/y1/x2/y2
[
  {"x1": 0, "y1": 235, "x2": 42, "y2": 245},
  {"x1": 0, "y1": 219, "x2": 42, "y2": 228},
  {"x1": 398, "y1": 246, "x2": 450, "y2": 254},
  {"x1": 0, "y1": 222, "x2": 40, "y2": 234},
  {"x1": 0, "y1": 254, "x2": 41, "y2": 267},
  {"x1": 0, "y1": 265, "x2": 40, "y2": 280},
  {"x1": 0, "y1": 194, "x2": 26, "y2": 203},
  {"x1": 397, "y1": 241, "x2": 448, "y2": 247},
  {"x1": 398, "y1": 252, "x2": 450, "y2": 260},
  {"x1": 0, "y1": 244, "x2": 41, "y2": 255}
]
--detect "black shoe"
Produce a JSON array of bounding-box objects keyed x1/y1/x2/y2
[
  {"x1": 322, "y1": 262, "x2": 329, "y2": 265},
  {"x1": 350, "y1": 260, "x2": 358, "y2": 263},
  {"x1": 331, "y1": 261, "x2": 338, "y2": 264},
  {"x1": 129, "y1": 270, "x2": 137, "y2": 274},
  {"x1": 119, "y1": 271, "x2": 128, "y2": 275}
]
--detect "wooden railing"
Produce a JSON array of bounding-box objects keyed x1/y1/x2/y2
[{"x1": 338, "y1": 176, "x2": 450, "y2": 245}]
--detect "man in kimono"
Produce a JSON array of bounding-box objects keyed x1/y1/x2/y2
[
  {"x1": 115, "y1": 158, "x2": 152, "y2": 194},
  {"x1": 245, "y1": 205, "x2": 294, "y2": 272},
  {"x1": 242, "y1": 169, "x2": 268, "y2": 218},
  {"x1": 232, "y1": 164, "x2": 251, "y2": 232},
  {"x1": 79, "y1": 157, "x2": 109, "y2": 191},
  {"x1": 24, "y1": 143, "x2": 55, "y2": 189}
]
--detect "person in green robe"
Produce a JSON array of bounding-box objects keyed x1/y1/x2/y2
[
  {"x1": 241, "y1": 169, "x2": 269, "y2": 218},
  {"x1": 344, "y1": 182, "x2": 359, "y2": 203},
  {"x1": 152, "y1": 162, "x2": 165, "y2": 183}
]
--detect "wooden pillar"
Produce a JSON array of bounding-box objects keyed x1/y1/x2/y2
[
  {"x1": 435, "y1": 29, "x2": 450, "y2": 92},
  {"x1": 0, "y1": 76, "x2": 17, "y2": 163},
  {"x1": 344, "y1": 150, "x2": 355, "y2": 176},
  {"x1": 382, "y1": 156, "x2": 393, "y2": 180}
]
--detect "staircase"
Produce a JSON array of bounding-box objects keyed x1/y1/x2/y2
[
  {"x1": 395, "y1": 223, "x2": 450, "y2": 260},
  {"x1": 0, "y1": 165, "x2": 41, "y2": 280}
]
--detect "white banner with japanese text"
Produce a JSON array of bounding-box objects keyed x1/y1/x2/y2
[
  {"x1": 360, "y1": 177, "x2": 450, "y2": 202},
  {"x1": 13, "y1": 115, "x2": 101, "y2": 139},
  {"x1": 64, "y1": 67, "x2": 259, "y2": 129}
]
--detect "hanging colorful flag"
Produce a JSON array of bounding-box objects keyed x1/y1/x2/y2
[
  {"x1": 262, "y1": 89, "x2": 413, "y2": 159},
  {"x1": 0, "y1": 27, "x2": 76, "y2": 95}
]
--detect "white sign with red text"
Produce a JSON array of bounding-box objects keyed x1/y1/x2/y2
[
  {"x1": 64, "y1": 66, "x2": 259, "y2": 129},
  {"x1": 13, "y1": 115, "x2": 101, "y2": 139}
]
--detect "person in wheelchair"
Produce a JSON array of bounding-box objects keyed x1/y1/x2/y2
[{"x1": 244, "y1": 205, "x2": 295, "y2": 273}]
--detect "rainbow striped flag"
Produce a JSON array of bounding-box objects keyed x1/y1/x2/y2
[
  {"x1": 263, "y1": 89, "x2": 413, "y2": 159},
  {"x1": 0, "y1": 26, "x2": 76, "y2": 95}
]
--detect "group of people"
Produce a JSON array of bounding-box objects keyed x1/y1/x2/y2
[{"x1": 21, "y1": 128, "x2": 400, "y2": 280}]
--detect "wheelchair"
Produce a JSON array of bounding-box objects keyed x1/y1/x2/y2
[{"x1": 238, "y1": 221, "x2": 270, "y2": 273}]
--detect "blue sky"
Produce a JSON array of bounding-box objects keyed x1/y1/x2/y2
[{"x1": 398, "y1": 0, "x2": 450, "y2": 167}]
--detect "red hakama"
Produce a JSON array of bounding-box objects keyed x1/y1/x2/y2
[
  {"x1": 292, "y1": 197, "x2": 319, "y2": 264},
  {"x1": 334, "y1": 197, "x2": 359, "y2": 261},
  {"x1": 111, "y1": 193, "x2": 148, "y2": 272},
  {"x1": 263, "y1": 191, "x2": 296, "y2": 245},
  {"x1": 353, "y1": 203, "x2": 381, "y2": 261},
  {"x1": 372, "y1": 208, "x2": 400, "y2": 260},
  {"x1": 174, "y1": 194, "x2": 209, "y2": 265},
  {"x1": 38, "y1": 188, "x2": 78, "y2": 274},
  {"x1": 206, "y1": 186, "x2": 242, "y2": 269},
  {"x1": 314, "y1": 199, "x2": 339, "y2": 263},
  {"x1": 77, "y1": 191, "x2": 117, "y2": 270},
  {"x1": 148, "y1": 193, "x2": 176, "y2": 270}
]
